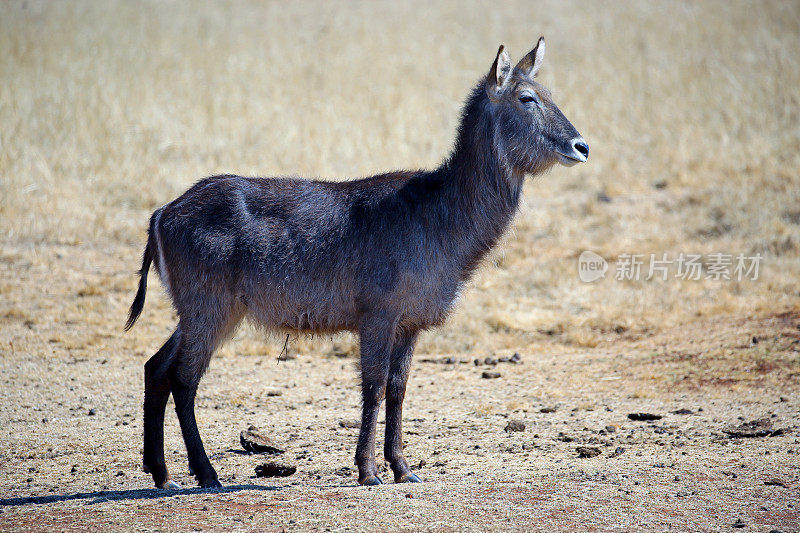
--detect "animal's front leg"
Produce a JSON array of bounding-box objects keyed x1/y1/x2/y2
[
  {"x1": 384, "y1": 329, "x2": 421, "y2": 483},
  {"x1": 355, "y1": 311, "x2": 398, "y2": 485}
]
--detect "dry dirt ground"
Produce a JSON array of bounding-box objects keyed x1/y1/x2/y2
[
  {"x1": 1, "y1": 244, "x2": 799, "y2": 532},
  {"x1": 2, "y1": 1, "x2": 800, "y2": 531}
]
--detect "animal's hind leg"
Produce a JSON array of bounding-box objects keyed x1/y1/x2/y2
[
  {"x1": 170, "y1": 304, "x2": 243, "y2": 488},
  {"x1": 170, "y1": 360, "x2": 219, "y2": 488},
  {"x1": 143, "y1": 329, "x2": 180, "y2": 489}
]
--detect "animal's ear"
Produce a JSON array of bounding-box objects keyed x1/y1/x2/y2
[
  {"x1": 486, "y1": 45, "x2": 511, "y2": 100},
  {"x1": 514, "y1": 36, "x2": 545, "y2": 78}
]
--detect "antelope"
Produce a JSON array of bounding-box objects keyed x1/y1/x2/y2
[{"x1": 126, "y1": 37, "x2": 588, "y2": 489}]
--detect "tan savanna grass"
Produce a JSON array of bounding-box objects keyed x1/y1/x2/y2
[{"x1": 1, "y1": 0, "x2": 799, "y2": 359}]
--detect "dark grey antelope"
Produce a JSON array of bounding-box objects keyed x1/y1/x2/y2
[{"x1": 126, "y1": 38, "x2": 588, "y2": 489}]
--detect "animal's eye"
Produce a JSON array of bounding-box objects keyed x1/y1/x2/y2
[{"x1": 519, "y1": 94, "x2": 537, "y2": 104}]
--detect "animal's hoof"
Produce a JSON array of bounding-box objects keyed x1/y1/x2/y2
[
  {"x1": 359, "y1": 475, "x2": 383, "y2": 486},
  {"x1": 396, "y1": 472, "x2": 422, "y2": 483},
  {"x1": 200, "y1": 479, "x2": 223, "y2": 489},
  {"x1": 157, "y1": 479, "x2": 182, "y2": 490}
]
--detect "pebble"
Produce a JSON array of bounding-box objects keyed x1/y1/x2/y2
[
  {"x1": 504, "y1": 420, "x2": 526, "y2": 433},
  {"x1": 628, "y1": 413, "x2": 662, "y2": 421},
  {"x1": 481, "y1": 371, "x2": 501, "y2": 379},
  {"x1": 724, "y1": 418, "x2": 787, "y2": 438},
  {"x1": 576, "y1": 446, "x2": 601, "y2": 458},
  {"x1": 609, "y1": 447, "x2": 626, "y2": 458}
]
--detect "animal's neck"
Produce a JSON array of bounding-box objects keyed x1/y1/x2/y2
[{"x1": 435, "y1": 86, "x2": 525, "y2": 278}]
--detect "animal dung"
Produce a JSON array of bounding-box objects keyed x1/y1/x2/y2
[
  {"x1": 254, "y1": 462, "x2": 296, "y2": 478},
  {"x1": 240, "y1": 425, "x2": 285, "y2": 455}
]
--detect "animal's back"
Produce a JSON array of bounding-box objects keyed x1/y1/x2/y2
[{"x1": 156, "y1": 173, "x2": 436, "y2": 332}]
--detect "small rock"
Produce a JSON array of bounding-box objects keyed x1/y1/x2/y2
[
  {"x1": 240, "y1": 425, "x2": 285, "y2": 454},
  {"x1": 504, "y1": 420, "x2": 526, "y2": 433},
  {"x1": 597, "y1": 191, "x2": 612, "y2": 203},
  {"x1": 723, "y1": 418, "x2": 787, "y2": 438},
  {"x1": 420, "y1": 356, "x2": 456, "y2": 364},
  {"x1": 484, "y1": 357, "x2": 498, "y2": 366},
  {"x1": 473, "y1": 359, "x2": 482, "y2": 366},
  {"x1": 339, "y1": 419, "x2": 361, "y2": 429},
  {"x1": 764, "y1": 479, "x2": 787, "y2": 487},
  {"x1": 335, "y1": 466, "x2": 353, "y2": 477},
  {"x1": 653, "y1": 180, "x2": 668, "y2": 190},
  {"x1": 88, "y1": 409, "x2": 96, "y2": 416},
  {"x1": 732, "y1": 518, "x2": 746, "y2": 529},
  {"x1": 265, "y1": 389, "x2": 283, "y2": 397},
  {"x1": 671, "y1": 409, "x2": 693, "y2": 415},
  {"x1": 576, "y1": 446, "x2": 601, "y2": 458},
  {"x1": 628, "y1": 413, "x2": 662, "y2": 421},
  {"x1": 510, "y1": 352, "x2": 521, "y2": 363},
  {"x1": 481, "y1": 371, "x2": 501, "y2": 379},
  {"x1": 540, "y1": 406, "x2": 557, "y2": 413},
  {"x1": 604, "y1": 425, "x2": 616, "y2": 433},
  {"x1": 609, "y1": 447, "x2": 626, "y2": 458},
  {"x1": 254, "y1": 462, "x2": 296, "y2": 478}
]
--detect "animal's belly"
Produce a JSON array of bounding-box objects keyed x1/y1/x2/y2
[{"x1": 245, "y1": 285, "x2": 359, "y2": 334}]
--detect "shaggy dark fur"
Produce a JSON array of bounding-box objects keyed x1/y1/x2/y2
[{"x1": 127, "y1": 39, "x2": 587, "y2": 488}]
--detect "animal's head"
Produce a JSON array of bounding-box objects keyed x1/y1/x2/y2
[{"x1": 485, "y1": 38, "x2": 588, "y2": 174}]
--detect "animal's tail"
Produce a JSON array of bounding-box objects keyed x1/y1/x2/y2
[{"x1": 125, "y1": 211, "x2": 160, "y2": 331}]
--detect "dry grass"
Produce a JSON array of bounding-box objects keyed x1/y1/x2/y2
[{"x1": 2, "y1": 1, "x2": 799, "y2": 358}]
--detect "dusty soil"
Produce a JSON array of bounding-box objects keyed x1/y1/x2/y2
[{"x1": 1, "y1": 244, "x2": 799, "y2": 532}]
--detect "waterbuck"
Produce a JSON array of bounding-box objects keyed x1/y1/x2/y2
[{"x1": 126, "y1": 37, "x2": 588, "y2": 489}]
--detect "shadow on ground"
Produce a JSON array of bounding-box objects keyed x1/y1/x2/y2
[{"x1": 0, "y1": 483, "x2": 279, "y2": 507}]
